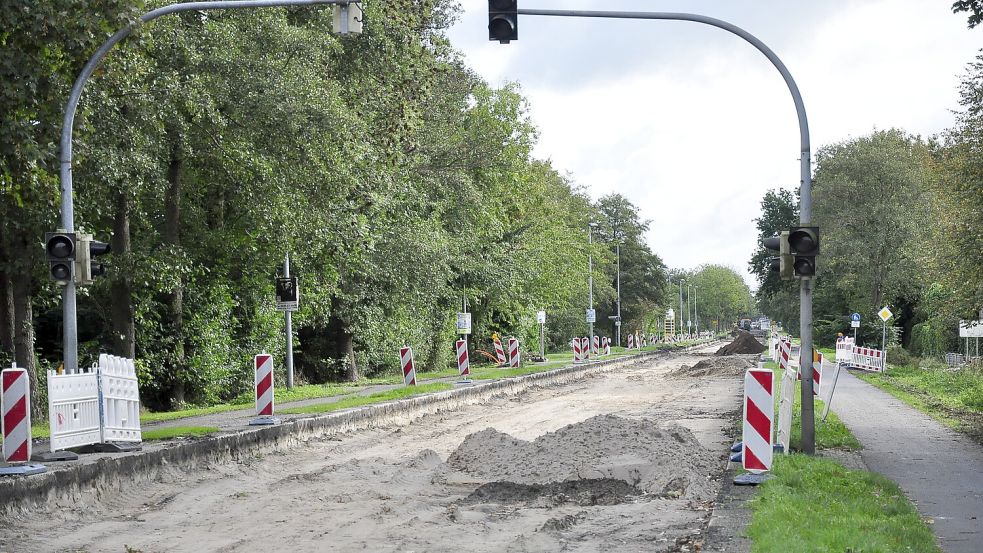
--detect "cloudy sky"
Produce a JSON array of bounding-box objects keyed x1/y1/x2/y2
[{"x1": 445, "y1": 0, "x2": 983, "y2": 287}]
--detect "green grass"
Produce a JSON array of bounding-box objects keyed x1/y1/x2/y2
[
  {"x1": 747, "y1": 454, "x2": 940, "y2": 553},
  {"x1": 142, "y1": 426, "x2": 219, "y2": 441},
  {"x1": 278, "y1": 382, "x2": 454, "y2": 415},
  {"x1": 763, "y1": 361, "x2": 861, "y2": 451},
  {"x1": 855, "y1": 362, "x2": 983, "y2": 443}
]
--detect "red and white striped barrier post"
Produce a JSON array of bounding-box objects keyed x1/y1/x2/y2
[
  {"x1": 493, "y1": 338, "x2": 507, "y2": 365},
  {"x1": 627, "y1": 334, "x2": 634, "y2": 349},
  {"x1": 812, "y1": 349, "x2": 822, "y2": 396},
  {"x1": 581, "y1": 337, "x2": 590, "y2": 361},
  {"x1": 1, "y1": 365, "x2": 46, "y2": 474},
  {"x1": 600, "y1": 336, "x2": 608, "y2": 356},
  {"x1": 572, "y1": 336, "x2": 582, "y2": 363},
  {"x1": 741, "y1": 368, "x2": 774, "y2": 476},
  {"x1": 401, "y1": 346, "x2": 417, "y2": 386},
  {"x1": 508, "y1": 338, "x2": 520, "y2": 368},
  {"x1": 592, "y1": 335, "x2": 599, "y2": 356},
  {"x1": 250, "y1": 354, "x2": 279, "y2": 425},
  {"x1": 456, "y1": 339, "x2": 470, "y2": 380},
  {"x1": 778, "y1": 339, "x2": 791, "y2": 373},
  {"x1": 2, "y1": 367, "x2": 31, "y2": 464}
]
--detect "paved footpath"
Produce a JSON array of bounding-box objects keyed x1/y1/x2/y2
[{"x1": 830, "y1": 367, "x2": 983, "y2": 553}]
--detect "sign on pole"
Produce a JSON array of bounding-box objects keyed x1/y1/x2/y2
[
  {"x1": 878, "y1": 307, "x2": 893, "y2": 322},
  {"x1": 851, "y1": 312, "x2": 861, "y2": 328},
  {"x1": 958, "y1": 320, "x2": 983, "y2": 338},
  {"x1": 275, "y1": 276, "x2": 299, "y2": 311},
  {"x1": 586, "y1": 309, "x2": 596, "y2": 323},
  {"x1": 456, "y1": 312, "x2": 472, "y2": 335},
  {"x1": 537, "y1": 310, "x2": 546, "y2": 324}
]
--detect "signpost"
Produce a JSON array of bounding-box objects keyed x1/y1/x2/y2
[
  {"x1": 275, "y1": 255, "x2": 298, "y2": 388},
  {"x1": 878, "y1": 306, "x2": 893, "y2": 356},
  {"x1": 850, "y1": 312, "x2": 860, "y2": 342},
  {"x1": 537, "y1": 310, "x2": 547, "y2": 360}
]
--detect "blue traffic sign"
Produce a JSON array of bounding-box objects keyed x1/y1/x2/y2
[{"x1": 851, "y1": 313, "x2": 861, "y2": 322}]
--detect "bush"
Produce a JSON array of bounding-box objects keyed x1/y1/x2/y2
[
  {"x1": 910, "y1": 319, "x2": 957, "y2": 358},
  {"x1": 886, "y1": 345, "x2": 913, "y2": 367}
]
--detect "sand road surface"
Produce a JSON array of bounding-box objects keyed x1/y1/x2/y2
[{"x1": 1, "y1": 349, "x2": 749, "y2": 552}]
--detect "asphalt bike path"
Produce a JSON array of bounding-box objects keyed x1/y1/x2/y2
[{"x1": 830, "y1": 366, "x2": 983, "y2": 553}]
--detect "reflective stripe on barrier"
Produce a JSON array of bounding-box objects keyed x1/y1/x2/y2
[
  {"x1": 456, "y1": 339, "x2": 470, "y2": 378},
  {"x1": 742, "y1": 369, "x2": 774, "y2": 473},
  {"x1": 2, "y1": 367, "x2": 31, "y2": 463},
  {"x1": 400, "y1": 347, "x2": 416, "y2": 386}
]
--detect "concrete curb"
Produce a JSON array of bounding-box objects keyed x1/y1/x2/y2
[{"x1": 0, "y1": 342, "x2": 713, "y2": 515}]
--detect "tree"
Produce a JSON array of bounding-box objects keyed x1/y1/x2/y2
[
  {"x1": 748, "y1": 188, "x2": 800, "y2": 331},
  {"x1": 953, "y1": 1, "x2": 983, "y2": 28},
  {"x1": 689, "y1": 265, "x2": 753, "y2": 332}
]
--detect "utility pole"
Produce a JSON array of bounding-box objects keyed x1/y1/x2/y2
[
  {"x1": 284, "y1": 253, "x2": 294, "y2": 388},
  {"x1": 588, "y1": 223, "x2": 595, "y2": 351},
  {"x1": 694, "y1": 286, "x2": 699, "y2": 337},
  {"x1": 616, "y1": 241, "x2": 621, "y2": 347},
  {"x1": 687, "y1": 283, "x2": 692, "y2": 337},
  {"x1": 678, "y1": 279, "x2": 684, "y2": 338}
]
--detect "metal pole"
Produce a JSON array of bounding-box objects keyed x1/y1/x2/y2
[
  {"x1": 687, "y1": 284, "x2": 692, "y2": 337},
  {"x1": 694, "y1": 286, "x2": 698, "y2": 337},
  {"x1": 616, "y1": 242, "x2": 621, "y2": 347},
  {"x1": 57, "y1": 0, "x2": 358, "y2": 372},
  {"x1": 588, "y1": 225, "x2": 594, "y2": 351},
  {"x1": 540, "y1": 320, "x2": 545, "y2": 359},
  {"x1": 284, "y1": 253, "x2": 294, "y2": 388},
  {"x1": 679, "y1": 280, "x2": 684, "y2": 339},
  {"x1": 517, "y1": 6, "x2": 814, "y2": 454}
]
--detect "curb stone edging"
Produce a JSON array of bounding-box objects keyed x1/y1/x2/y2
[{"x1": 0, "y1": 342, "x2": 714, "y2": 515}]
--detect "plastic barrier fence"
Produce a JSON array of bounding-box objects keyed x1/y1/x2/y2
[
  {"x1": 835, "y1": 338, "x2": 855, "y2": 364},
  {"x1": 48, "y1": 368, "x2": 102, "y2": 451},
  {"x1": 851, "y1": 346, "x2": 885, "y2": 372},
  {"x1": 98, "y1": 354, "x2": 142, "y2": 444}
]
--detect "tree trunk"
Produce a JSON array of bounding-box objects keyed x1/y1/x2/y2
[
  {"x1": 0, "y1": 264, "x2": 14, "y2": 358},
  {"x1": 340, "y1": 329, "x2": 358, "y2": 382},
  {"x1": 11, "y1": 267, "x2": 40, "y2": 417},
  {"x1": 164, "y1": 140, "x2": 186, "y2": 406},
  {"x1": 111, "y1": 190, "x2": 135, "y2": 359}
]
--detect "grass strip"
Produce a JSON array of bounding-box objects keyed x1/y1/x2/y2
[
  {"x1": 142, "y1": 426, "x2": 219, "y2": 441},
  {"x1": 747, "y1": 454, "x2": 940, "y2": 553},
  {"x1": 278, "y1": 382, "x2": 454, "y2": 415}
]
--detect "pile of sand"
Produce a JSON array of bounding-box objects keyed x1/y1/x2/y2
[
  {"x1": 672, "y1": 355, "x2": 756, "y2": 377},
  {"x1": 446, "y1": 414, "x2": 717, "y2": 501},
  {"x1": 715, "y1": 330, "x2": 766, "y2": 355}
]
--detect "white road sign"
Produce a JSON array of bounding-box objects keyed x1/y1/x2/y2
[
  {"x1": 959, "y1": 320, "x2": 983, "y2": 338},
  {"x1": 456, "y1": 312, "x2": 472, "y2": 335},
  {"x1": 586, "y1": 309, "x2": 596, "y2": 323},
  {"x1": 537, "y1": 310, "x2": 546, "y2": 324}
]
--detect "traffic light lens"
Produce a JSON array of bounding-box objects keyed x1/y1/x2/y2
[
  {"x1": 51, "y1": 263, "x2": 71, "y2": 281},
  {"x1": 489, "y1": 16, "x2": 514, "y2": 41},
  {"x1": 47, "y1": 236, "x2": 74, "y2": 259}
]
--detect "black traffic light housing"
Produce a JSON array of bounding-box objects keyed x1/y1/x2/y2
[
  {"x1": 75, "y1": 233, "x2": 112, "y2": 285},
  {"x1": 788, "y1": 226, "x2": 819, "y2": 277},
  {"x1": 762, "y1": 230, "x2": 792, "y2": 281},
  {"x1": 45, "y1": 231, "x2": 76, "y2": 284},
  {"x1": 489, "y1": 0, "x2": 517, "y2": 43}
]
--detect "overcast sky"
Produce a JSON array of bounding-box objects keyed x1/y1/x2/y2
[{"x1": 445, "y1": 0, "x2": 983, "y2": 287}]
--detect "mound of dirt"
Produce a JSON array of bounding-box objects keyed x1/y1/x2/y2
[
  {"x1": 672, "y1": 355, "x2": 756, "y2": 377},
  {"x1": 446, "y1": 414, "x2": 717, "y2": 501},
  {"x1": 715, "y1": 330, "x2": 765, "y2": 355}
]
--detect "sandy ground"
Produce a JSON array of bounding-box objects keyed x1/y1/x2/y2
[{"x1": 1, "y1": 347, "x2": 746, "y2": 553}]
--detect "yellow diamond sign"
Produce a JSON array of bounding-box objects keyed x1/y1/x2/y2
[{"x1": 878, "y1": 306, "x2": 893, "y2": 322}]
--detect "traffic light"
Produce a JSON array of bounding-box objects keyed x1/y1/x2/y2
[
  {"x1": 762, "y1": 231, "x2": 792, "y2": 281},
  {"x1": 488, "y1": 0, "x2": 517, "y2": 43},
  {"x1": 788, "y1": 226, "x2": 819, "y2": 277},
  {"x1": 45, "y1": 231, "x2": 76, "y2": 284},
  {"x1": 75, "y1": 233, "x2": 112, "y2": 286}
]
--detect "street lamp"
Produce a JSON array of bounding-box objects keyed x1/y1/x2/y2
[
  {"x1": 588, "y1": 223, "x2": 598, "y2": 352},
  {"x1": 678, "y1": 279, "x2": 684, "y2": 338},
  {"x1": 693, "y1": 285, "x2": 699, "y2": 337},
  {"x1": 687, "y1": 283, "x2": 692, "y2": 338},
  {"x1": 615, "y1": 241, "x2": 621, "y2": 347}
]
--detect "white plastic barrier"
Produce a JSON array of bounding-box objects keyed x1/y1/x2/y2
[
  {"x1": 851, "y1": 346, "x2": 885, "y2": 372},
  {"x1": 48, "y1": 368, "x2": 102, "y2": 451},
  {"x1": 835, "y1": 338, "x2": 855, "y2": 364},
  {"x1": 47, "y1": 354, "x2": 142, "y2": 451},
  {"x1": 98, "y1": 354, "x2": 142, "y2": 443}
]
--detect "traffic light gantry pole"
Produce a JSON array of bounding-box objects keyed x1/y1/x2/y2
[
  {"x1": 490, "y1": 6, "x2": 817, "y2": 453},
  {"x1": 57, "y1": 0, "x2": 362, "y2": 374}
]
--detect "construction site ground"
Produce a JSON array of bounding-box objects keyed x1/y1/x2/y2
[{"x1": 0, "y1": 342, "x2": 758, "y2": 552}]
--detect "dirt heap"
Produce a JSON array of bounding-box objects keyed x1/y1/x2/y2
[
  {"x1": 672, "y1": 355, "x2": 757, "y2": 377},
  {"x1": 715, "y1": 330, "x2": 765, "y2": 355},
  {"x1": 446, "y1": 414, "x2": 717, "y2": 501}
]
